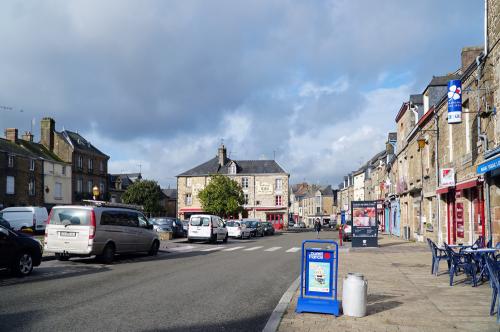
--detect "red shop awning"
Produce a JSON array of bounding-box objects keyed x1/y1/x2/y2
[
  {"x1": 436, "y1": 186, "x2": 452, "y2": 194},
  {"x1": 456, "y1": 179, "x2": 480, "y2": 191}
]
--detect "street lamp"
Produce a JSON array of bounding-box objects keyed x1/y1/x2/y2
[{"x1": 92, "y1": 185, "x2": 100, "y2": 201}]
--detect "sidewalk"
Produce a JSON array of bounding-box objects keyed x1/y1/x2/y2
[{"x1": 278, "y1": 235, "x2": 498, "y2": 332}]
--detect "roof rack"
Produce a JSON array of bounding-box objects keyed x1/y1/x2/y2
[{"x1": 81, "y1": 200, "x2": 144, "y2": 211}]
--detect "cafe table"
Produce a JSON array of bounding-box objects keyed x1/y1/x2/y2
[{"x1": 462, "y1": 248, "x2": 500, "y2": 282}]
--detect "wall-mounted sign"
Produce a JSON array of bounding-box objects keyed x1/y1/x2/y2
[
  {"x1": 447, "y1": 79, "x2": 462, "y2": 124},
  {"x1": 256, "y1": 182, "x2": 273, "y2": 194},
  {"x1": 477, "y1": 155, "x2": 500, "y2": 174},
  {"x1": 351, "y1": 201, "x2": 378, "y2": 247},
  {"x1": 440, "y1": 168, "x2": 455, "y2": 187}
]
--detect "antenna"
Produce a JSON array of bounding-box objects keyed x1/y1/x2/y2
[{"x1": 138, "y1": 164, "x2": 142, "y2": 174}]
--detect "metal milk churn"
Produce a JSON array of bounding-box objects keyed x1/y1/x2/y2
[{"x1": 342, "y1": 273, "x2": 368, "y2": 317}]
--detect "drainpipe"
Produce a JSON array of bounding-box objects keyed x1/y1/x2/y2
[
  {"x1": 484, "y1": 0, "x2": 488, "y2": 57},
  {"x1": 434, "y1": 110, "x2": 441, "y2": 244}
]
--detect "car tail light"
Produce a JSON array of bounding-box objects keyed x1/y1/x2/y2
[{"x1": 89, "y1": 210, "x2": 96, "y2": 240}]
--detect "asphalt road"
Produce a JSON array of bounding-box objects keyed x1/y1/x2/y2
[{"x1": 0, "y1": 230, "x2": 339, "y2": 332}]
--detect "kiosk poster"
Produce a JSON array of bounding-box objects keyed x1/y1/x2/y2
[
  {"x1": 305, "y1": 250, "x2": 334, "y2": 297},
  {"x1": 351, "y1": 201, "x2": 378, "y2": 247}
]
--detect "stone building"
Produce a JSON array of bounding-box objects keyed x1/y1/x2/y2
[
  {"x1": 176, "y1": 145, "x2": 289, "y2": 229},
  {"x1": 39, "y1": 117, "x2": 109, "y2": 203},
  {"x1": 300, "y1": 185, "x2": 337, "y2": 227},
  {"x1": 108, "y1": 173, "x2": 142, "y2": 203},
  {"x1": 0, "y1": 128, "x2": 71, "y2": 209},
  {"x1": 161, "y1": 188, "x2": 177, "y2": 218},
  {"x1": 290, "y1": 183, "x2": 309, "y2": 223},
  {"x1": 353, "y1": 168, "x2": 366, "y2": 201}
]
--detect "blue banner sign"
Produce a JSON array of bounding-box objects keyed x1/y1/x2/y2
[
  {"x1": 477, "y1": 155, "x2": 500, "y2": 174},
  {"x1": 447, "y1": 79, "x2": 462, "y2": 124},
  {"x1": 297, "y1": 240, "x2": 339, "y2": 316}
]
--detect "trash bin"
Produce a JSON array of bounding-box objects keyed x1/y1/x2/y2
[{"x1": 342, "y1": 273, "x2": 367, "y2": 317}]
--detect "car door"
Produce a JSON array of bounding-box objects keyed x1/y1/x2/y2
[
  {"x1": 0, "y1": 226, "x2": 14, "y2": 267},
  {"x1": 137, "y1": 213, "x2": 153, "y2": 251}
]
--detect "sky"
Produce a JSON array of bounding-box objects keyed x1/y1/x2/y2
[{"x1": 0, "y1": 0, "x2": 485, "y2": 188}]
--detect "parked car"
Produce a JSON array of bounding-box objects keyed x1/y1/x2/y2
[
  {"x1": 288, "y1": 220, "x2": 295, "y2": 228},
  {"x1": 242, "y1": 219, "x2": 264, "y2": 237},
  {"x1": 293, "y1": 221, "x2": 306, "y2": 228},
  {"x1": 0, "y1": 223, "x2": 42, "y2": 276},
  {"x1": 261, "y1": 222, "x2": 275, "y2": 236},
  {"x1": 187, "y1": 214, "x2": 228, "y2": 243},
  {"x1": 182, "y1": 220, "x2": 189, "y2": 234},
  {"x1": 150, "y1": 217, "x2": 185, "y2": 238},
  {"x1": 0, "y1": 217, "x2": 12, "y2": 229},
  {"x1": 226, "y1": 220, "x2": 252, "y2": 239},
  {"x1": 342, "y1": 220, "x2": 353, "y2": 242},
  {"x1": 0, "y1": 206, "x2": 48, "y2": 233},
  {"x1": 44, "y1": 203, "x2": 160, "y2": 264}
]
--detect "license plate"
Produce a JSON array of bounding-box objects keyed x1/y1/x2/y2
[{"x1": 59, "y1": 231, "x2": 76, "y2": 237}]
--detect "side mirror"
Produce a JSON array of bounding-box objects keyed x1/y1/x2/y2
[{"x1": 147, "y1": 224, "x2": 154, "y2": 230}]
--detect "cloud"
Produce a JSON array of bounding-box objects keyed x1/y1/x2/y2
[{"x1": 0, "y1": 0, "x2": 484, "y2": 187}]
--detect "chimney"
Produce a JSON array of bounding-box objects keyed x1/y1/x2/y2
[
  {"x1": 22, "y1": 131, "x2": 34, "y2": 142},
  {"x1": 5, "y1": 128, "x2": 18, "y2": 142},
  {"x1": 461, "y1": 46, "x2": 483, "y2": 71},
  {"x1": 218, "y1": 144, "x2": 227, "y2": 166},
  {"x1": 41, "y1": 117, "x2": 55, "y2": 151}
]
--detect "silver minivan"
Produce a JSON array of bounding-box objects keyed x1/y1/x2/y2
[{"x1": 44, "y1": 204, "x2": 159, "y2": 263}]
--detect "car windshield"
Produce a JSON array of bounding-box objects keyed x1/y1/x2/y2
[
  {"x1": 153, "y1": 218, "x2": 174, "y2": 226},
  {"x1": 190, "y1": 216, "x2": 210, "y2": 226},
  {"x1": 250, "y1": 221, "x2": 259, "y2": 227},
  {"x1": 49, "y1": 208, "x2": 91, "y2": 226},
  {"x1": 226, "y1": 221, "x2": 239, "y2": 227}
]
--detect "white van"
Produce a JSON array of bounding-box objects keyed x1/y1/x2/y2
[
  {"x1": 44, "y1": 203, "x2": 159, "y2": 264},
  {"x1": 0, "y1": 207, "x2": 48, "y2": 232},
  {"x1": 188, "y1": 214, "x2": 228, "y2": 243}
]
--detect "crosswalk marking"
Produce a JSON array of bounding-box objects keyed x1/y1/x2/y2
[
  {"x1": 168, "y1": 246, "x2": 195, "y2": 252},
  {"x1": 200, "y1": 246, "x2": 224, "y2": 252},
  {"x1": 286, "y1": 247, "x2": 301, "y2": 253},
  {"x1": 264, "y1": 247, "x2": 282, "y2": 252},
  {"x1": 244, "y1": 246, "x2": 263, "y2": 251},
  {"x1": 223, "y1": 246, "x2": 245, "y2": 251}
]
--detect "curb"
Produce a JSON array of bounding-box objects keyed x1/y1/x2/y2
[
  {"x1": 41, "y1": 255, "x2": 56, "y2": 262},
  {"x1": 262, "y1": 275, "x2": 300, "y2": 332}
]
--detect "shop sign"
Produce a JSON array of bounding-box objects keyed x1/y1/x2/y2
[
  {"x1": 351, "y1": 200, "x2": 378, "y2": 247},
  {"x1": 440, "y1": 168, "x2": 455, "y2": 187},
  {"x1": 447, "y1": 79, "x2": 462, "y2": 124},
  {"x1": 456, "y1": 202, "x2": 464, "y2": 238},
  {"x1": 477, "y1": 155, "x2": 500, "y2": 174},
  {"x1": 256, "y1": 181, "x2": 273, "y2": 194}
]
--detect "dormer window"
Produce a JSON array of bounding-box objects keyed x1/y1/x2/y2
[{"x1": 229, "y1": 163, "x2": 237, "y2": 175}]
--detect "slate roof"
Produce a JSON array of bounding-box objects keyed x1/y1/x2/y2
[
  {"x1": 409, "y1": 94, "x2": 423, "y2": 105},
  {"x1": 177, "y1": 157, "x2": 287, "y2": 176},
  {"x1": 18, "y1": 140, "x2": 65, "y2": 163},
  {"x1": 388, "y1": 132, "x2": 397, "y2": 141},
  {"x1": 0, "y1": 138, "x2": 64, "y2": 163},
  {"x1": 62, "y1": 130, "x2": 109, "y2": 157},
  {"x1": 0, "y1": 138, "x2": 38, "y2": 158},
  {"x1": 109, "y1": 173, "x2": 141, "y2": 190},
  {"x1": 162, "y1": 189, "x2": 177, "y2": 199},
  {"x1": 428, "y1": 74, "x2": 460, "y2": 87},
  {"x1": 319, "y1": 185, "x2": 334, "y2": 196}
]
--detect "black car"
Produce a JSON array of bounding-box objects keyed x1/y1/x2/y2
[
  {"x1": 262, "y1": 222, "x2": 275, "y2": 236},
  {"x1": 150, "y1": 217, "x2": 186, "y2": 238},
  {"x1": 242, "y1": 220, "x2": 264, "y2": 237},
  {"x1": 0, "y1": 219, "x2": 42, "y2": 277}
]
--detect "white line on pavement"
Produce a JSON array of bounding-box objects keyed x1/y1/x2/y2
[
  {"x1": 222, "y1": 246, "x2": 245, "y2": 251},
  {"x1": 243, "y1": 246, "x2": 263, "y2": 251},
  {"x1": 200, "y1": 246, "x2": 224, "y2": 252},
  {"x1": 286, "y1": 247, "x2": 301, "y2": 253},
  {"x1": 168, "y1": 246, "x2": 195, "y2": 251},
  {"x1": 264, "y1": 247, "x2": 282, "y2": 252}
]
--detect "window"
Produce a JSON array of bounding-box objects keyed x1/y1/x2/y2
[
  {"x1": 185, "y1": 193, "x2": 192, "y2": 206},
  {"x1": 30, "y1": 159, "x2": 35, "y2": 171},
  {"x1": 8, "y1": 155, "x2": 14, "y2": 168},
  {"x1": 138, "y1": 214, "x2": 149, "y2": 228},
  {"x1": 55, "y1": 182, "x2": 62, "y2": 199},
  {"x1": 315, "y1": 195, "x2": 321, "y2": 205},
  {"x1": 28, "y1": 178, "x2": 35, "y2": 196},
  {"x1": 6, "y1": 176, "x2": 15, "y2": 194},
  {"x1": 316, "y1": 207, "x2": 321, "y2": 214},
  {"x1": 62, "y1": 165, "x2": 66, "y2": 175},
  {"x1": 77, "y1": 179, "x2": 83, "y2": 193},
  {"x1": 100, "y1": 160, "x2": 104, "y2": 172},
  {"x1": 77, "y1": 155, "x2": 83, "y2": 169},
  {"x1": 229, "y1": 163, "x2": 236, "y2": 174},
  {"x1": 186, "y1": 177, "x2": 192, "y2": 187},
  {"x1": 275, "y1": 195, "x2": 282, "y2": 206},
  {"x1": 99, "y1": 181, "x2": 105, "y2": 194},
  {"x1": 88, "y1": 159, "x2": 93, "y2": 172},
  {"x1": 241, "y1": 177, "x2": 249, "y2": 189},
  {"x1": 275, "y1": 178, "x2": 283, "y2": 191},
  {"x1": 244, "y1": 194, "x2": 249, "y2": 205},
  {"x1": 87, "y1": 180, "x2": 93, "y2": 193}
]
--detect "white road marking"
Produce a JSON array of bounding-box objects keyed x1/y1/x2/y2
[
  {"x1": 200, "y1": 246, "x2": 224, "y2": 252},
  {"x1": 286, "y1": 247, "x2": 301, "y2": 253},
  {"x1": 223, "y1": 246, "x2": 245, "y2": 251},
  {"x1": 168, "y1": 246, "x2": 195, "y2": 252},
  {"x1": 244, "y1": 246, "x2": 263, "y2": 251},
  {"x1": 264, "y1": 247, "x2": 282, "y2": 252}
]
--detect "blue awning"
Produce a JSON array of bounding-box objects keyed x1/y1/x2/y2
[{"x1": 477, "y1": 155, "x2": 500, "y2": 174}]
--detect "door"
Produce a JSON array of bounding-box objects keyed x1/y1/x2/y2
[
  {"x1": 0, "y1": 227, "x2": 14, "y2": 267},
  {"x1": 137, "y1": 213, "x2": 153, "y2": 251},
  {"x1": 472, "y1": 186, "x2": 485, "y2": 241},
  {"x1": 446, "y1": 191, "x2": 457, "y2": 244}
]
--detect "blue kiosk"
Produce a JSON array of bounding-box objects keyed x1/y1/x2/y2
[{"x1": 296, "y1": 239, "x2": 340, "y2": 316}]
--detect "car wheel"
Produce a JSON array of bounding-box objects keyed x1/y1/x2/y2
[
  {"x1": 12, "y1": 252, "x2": 34, "y2": 277},
  {"x1": 99, "y1": 244, "x2": 115, "y2": 264},
  {"x1": 55, "y1": 253, "x2": 70, "y2": 261},
  {"x1": 260, "y1": 231, "x2": 264, "y2": 237},
  {"x1": 148, "y1": 240, "x2": 160, "y2": 256}
]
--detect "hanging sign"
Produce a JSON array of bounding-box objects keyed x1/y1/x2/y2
[
  {"x1": 447, "y1": 79, "x2": 462, "y2": 124},
  {"x1": 440, "y1": 168, "x2": 455, "y2": 187}
]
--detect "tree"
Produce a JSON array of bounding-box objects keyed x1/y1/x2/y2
[
  {"x1": 121, "y1": 179, "x2": 163, "y2": 215},
  {"x1": 198, "y1": 174, "x2": 245, "y2": 218}
]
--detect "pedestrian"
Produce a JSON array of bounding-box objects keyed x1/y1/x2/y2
[{"x1": 314, "y1": 218, "x2": 321, "y2": 239}]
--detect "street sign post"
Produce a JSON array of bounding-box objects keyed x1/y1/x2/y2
[{"x1": 296, "y1": 240, "x2": 340, "y2": 316}]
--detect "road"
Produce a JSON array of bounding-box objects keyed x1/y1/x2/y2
[{"x1": 0, "y1": 230, "x2": 339, "y2": 332}]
